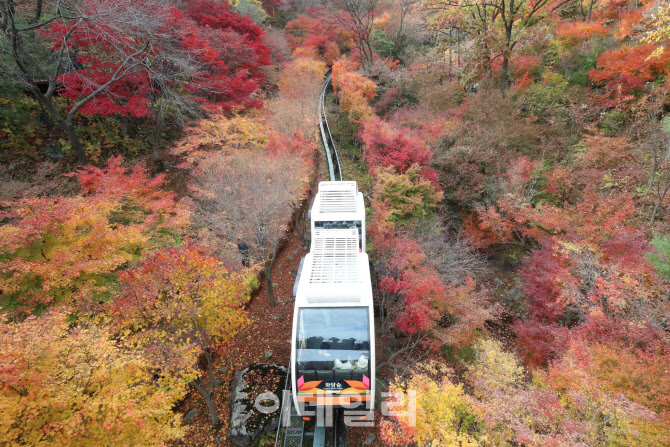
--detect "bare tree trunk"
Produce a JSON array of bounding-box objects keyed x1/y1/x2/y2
[
  {"x1": 500, "y1": 55, "x2": 509, "y2": 91},
  {"x1": 63, "y1": 118, "x2": 89, "y2": 165},
  {"x1": 587, "y1": 0, "x2": 594, "y2": 23},
  {"x1": 457, "y1": 27, "x2": 460, "y2": 67},
  {"x1": 650, "y1": 147, "x2": 670, "y2": 225},
  {"x1": 32, "y1": 89, "x2": 89, "y2": 165},
  {"x1": 500, "y1": 16, "x2": 514, "y2": 92},
  {"x1": 34, "y1": 0, "x2": 43, "y2": 21},
  {"x1": 189, "y1": 378, "x2": 219, "y2": 425},
  {"x1": 150, "y1": 123, "x2": 162, "y2": 160},
  {"x1": 188, "y1": 348, "x2": 219, "y2": 425}
]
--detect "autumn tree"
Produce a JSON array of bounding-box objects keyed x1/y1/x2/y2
[
  {"x1": 463, "y1": 331, "x2": 670, "y2": 446},
  {"x1": 327, "y1": 0, "x2": 379, "y2": 69},
  {"x1": 113, "y1": 244, "x2": 257, "y2": 425},
  {"x1": 462, "y1": 156, "x2": 567, "y2": 248},
  {"x1": 438, "y1": 91, "x2": 539, "y2": 209},
  {"x1": 0, "y1": 157, "x2": 186, "y2": 314},
  {"x1": 0, "y1": 311, "x2": 184, "y2": 446},
  {"x1": 331, "y1": 57, "x2": 378, "y2": 123},
  {"x1": 0, "y1": 0, "x2": 184, "y2": 164},
  {"x1": 466, "y1": 338, "x2": 524, "y2": 394},
  {"x1": 541, "y1": 335, "x2": 670, "y2": 446},
  {"x1": 424, "y1": 0, "x2": 572, "y2": 89},
  {"x1": 359, "y1": 116, "x2": 436, "y2": 180},
  {"x1": 172, "y1": 114, "x2": 270, "y2": 166},
  {"x1": 371, "y1": 165, "x2": 443, "y2": 225},
  {"x1": 380, "y1": 362, "x2": 479, "y2": 446},
  {"x1": 285, "y1": 11, "x2": 350, "y2": 64},
  {"x1": 588, "y1": 43, "x2": 670, "y2": 95},
  {"x1": 268, "y1": 54, "x2": 326, "y2": 137},
  {"x1": 0, "y1": 0, "x2": 273, "y2": 164},
  {"x1": 184, "y1": 0, "x2": 272, "y2": 108},
  {"x1": 371, "y1": 214, "x2": 496, "y2": 375},
  {"x1": 642, "y1": 1, "x2": 670, "y2": 59},
  {"x1": 191, "y1": 150, "x2": 310, "y2": 307}
]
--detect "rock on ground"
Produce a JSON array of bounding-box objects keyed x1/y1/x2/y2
[{"x1": 228, "y1": 363, "x2": 287, "y2": 447}]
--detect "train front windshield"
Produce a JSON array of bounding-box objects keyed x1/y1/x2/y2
[{"x1": 296, "y1": 307, "x2": 371, "y2": 396}]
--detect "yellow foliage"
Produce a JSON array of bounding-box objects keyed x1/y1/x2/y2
[
  {"x1": 467, "y1": 338, "x2": 524, "y2": 394},
  {"x1": 373, "y1": 12, "x2": 391, "y2": 30},
  {"x1": 643, "y1": 2, "x2": 670, "y2": 58},
  {"x1": 0, "y1": 311, "x2": 185, "y2": 446},
  {"x1": 115, "y1": 245, "x2": 258, "y2": 387},
  {"x1": 381, "y1": 362, "x2": 480, "y2": 447},
  {"x1": 172, "y1": 113, "x2": 269, "y2": 164}
]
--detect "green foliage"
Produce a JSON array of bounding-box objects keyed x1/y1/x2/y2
[
  {"x1": 662, "y1": 116, "x2": 670, "y2": 134},
  {"x1": 600, "y1": 110, "x2": 624, "y2": 135},
  {"x1": 648, "y1": 235, "x2": 670, "y2": 280},
  {"x1": 73, "y1": 116, "x2": 148, "y2": 164},
  {"x1": 371, "y1": 29, "x2": 395, "y2": 58},
  {"x1": 525, "y1": 72, "x2": 568, "y2": 114},
  {"x1": 0, "y1": 95, "x2": 52, "y2": 160},
  {"x1": 0, "y1": 94, "x2": 150, "y2": 164},
  {"x1": 565, "y1": 49, "x2": 601, "y2": 86},
  {"x1": 373, "y1": 165, "x2": 443, "y2": 225},
  {"x1": 441, "y1": 343, "x2": 478, "y2": 364},
  {"x1": 231, "y1": 0, "x2": 267, "y2": 24}
]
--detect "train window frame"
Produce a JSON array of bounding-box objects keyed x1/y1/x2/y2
[{"x1": 295, "y1": 307, "x2": 371, "y2": 394}]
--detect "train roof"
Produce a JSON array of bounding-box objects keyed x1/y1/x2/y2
[
  {"x1": 311, "y1": 181, "x2": 365, "y2": 220},
  {"x1": 295, "y1": 228, "x2": 372, "y2": 307}
]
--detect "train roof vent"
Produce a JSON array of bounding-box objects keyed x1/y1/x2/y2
[
  {"x1": 309, "y1": 229, "x2": 359, "y2": 285},
  {"x1": 318, "y1": 181, "x2": 358, "y2": 213}
]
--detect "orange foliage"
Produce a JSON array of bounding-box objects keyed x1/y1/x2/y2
[
  {"x1": 0, "y1": 157, "x2": 186, "y2": 313},
  {"x1": 463, "y1": 157, "x2": 568, "y2": 248},
  {"x1": 555, "y1": 20, "x2": 608, "y2": 47},
  {"x1": 545, "y1": 336, "x2": 670, "y2": 446},
  {"x1": 617, "y1": 8, "x2": 646, "y2": 40},
  {"x1": 331, "y1": 56, "x2": 362, "y2": 94},
  {"x1": 589, "y1": 43, "x2": 670, "y2": 94},
  {"x1": 511, "y1": 54, "x2": 542, "y2": 86},
  {"x1": 331, "y1": 57, "x2": 377, "y2": 124}
]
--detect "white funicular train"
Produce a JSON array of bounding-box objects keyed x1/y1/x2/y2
[
  {"x1": 291, "y1": 181, "x2": 374, "y2": 417},
  {"x1": 309, "y1": 181, "x2": 366, "y2": 252}
]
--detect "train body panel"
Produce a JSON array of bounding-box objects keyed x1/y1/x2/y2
[
  {"x1": 291, "y1": 227, "x2": 375, "y2": 416},
  {"x1": 310, "y1": 181, "x2": 366, "y2": 252}
]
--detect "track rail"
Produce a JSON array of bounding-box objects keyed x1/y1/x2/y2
[{"x1": 319, "y1": 75, "x2": 342, "y2": 182}]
